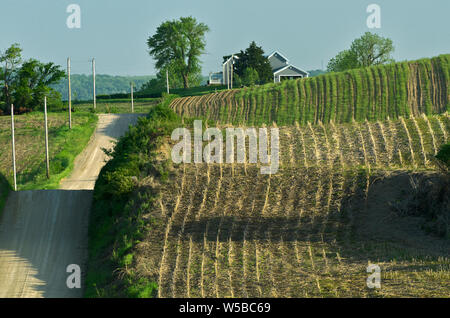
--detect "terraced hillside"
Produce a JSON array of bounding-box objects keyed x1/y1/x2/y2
[
  {"x1": 86, "y1": 108, "x2": 450, "y2": 297},
  {"x1": 170, "y1": 55, "x2": 450, "y2": 126}
]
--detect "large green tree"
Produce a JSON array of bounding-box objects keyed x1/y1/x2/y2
[
  {"x1": 0, "y1": 43, "x2": 22, "y2": 111},
  {"x1": 327, "y1": 32, "x2": 394, "y2": 72},
  {"x1": 147, "y1": 16, "x2": 209, "y2": 89},
  {"x1": 13, "y1": 59, "x2": 65, "y2": 110},
  {"x1": 0, "y1": 44, "x2": 65, "y2": 114}
]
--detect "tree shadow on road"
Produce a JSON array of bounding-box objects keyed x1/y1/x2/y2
[
  {"x1": 0, "y1": 189, "x2": 93, "y2": 298},
  {"x1": 0, "y1": 172, "x2": 11, "y2": 217}
]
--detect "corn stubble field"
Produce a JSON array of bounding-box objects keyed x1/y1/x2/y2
[
  {"x1": 88, "y1": 55, "x2": 450, "y2": 298},
  {"x1": 131, "y1": 113, "x2": 450, "y2": 298}
]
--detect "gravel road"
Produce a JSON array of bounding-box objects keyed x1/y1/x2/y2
[{"x1": 0, "y1": 114, "x2": 142, "y2": 297}]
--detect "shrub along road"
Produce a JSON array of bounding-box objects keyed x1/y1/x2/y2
[{"x1": 0, "y1": 114, "x2": 142, "y2": 297}]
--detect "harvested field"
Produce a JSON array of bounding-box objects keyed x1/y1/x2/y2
[{"x1": 89, "y1": 112, "x2": 450, "y2": 297}]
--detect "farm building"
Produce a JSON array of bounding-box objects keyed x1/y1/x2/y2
[
  {"x1": 208, "y1": 55, "x2": 239, "y2": 86},
  {"x1": 268, "y1": 51, "x2": 309, "y2": 83},
  {"x1": 209, "y1": 50, "x2": 308, "y2": 85}
]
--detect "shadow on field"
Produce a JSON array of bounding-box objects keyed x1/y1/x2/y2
[{"x1": 168, "y1": 171, "x2": 450, "y2": 265}]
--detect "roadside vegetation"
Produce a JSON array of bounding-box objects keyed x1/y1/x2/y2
[{"x1": 85, "y1": 97, "x2": 181, "y2": 297}]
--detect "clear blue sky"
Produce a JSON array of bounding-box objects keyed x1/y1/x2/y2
[{"x1": 1, "y1": 0, "x2": 449, "y2": 76}]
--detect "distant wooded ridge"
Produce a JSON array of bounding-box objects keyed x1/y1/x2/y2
[
  {"x1": 51, "y1": 74, "x2": 156, "y2": 101},
  {"x1": 52, "y1": 71, "x2": 326, "y2": 101}
]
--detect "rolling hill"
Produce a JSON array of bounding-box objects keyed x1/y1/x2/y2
[
  {"x1": 170, "y1": 55, "x2": 449, "y2": 125},
  {"x1": 84, "y1": 55, "x2": 450, "y2": 298}
]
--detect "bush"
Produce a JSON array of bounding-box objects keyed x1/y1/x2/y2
[{"x1": 102, "y1": 168, "x2": 137, "y2": 197}]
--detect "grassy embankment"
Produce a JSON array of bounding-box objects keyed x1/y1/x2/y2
[
  {"x1": 0, "y1": 111, "x2": 97, "y2": 213},
  {"x1": 85, "y1": 97, "x2": 184, "y2": 297},
  {"x1": 171, "y1": 54, "x2": 449, "y2": 125}
]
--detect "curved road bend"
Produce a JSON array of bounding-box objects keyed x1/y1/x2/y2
[{"x1": 0, "y1": 114, "x2": 142, "y2": 298}]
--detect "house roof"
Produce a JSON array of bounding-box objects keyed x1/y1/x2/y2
[
  {"x1": 222, "y1": 55, "x2": 239, "y2": 66},
  {"x1": 267, "y1": 51, "x2": 290, "y2": 63},
  {"x1": 273, "y1": 64, "x2": 309, "y2": 76}
]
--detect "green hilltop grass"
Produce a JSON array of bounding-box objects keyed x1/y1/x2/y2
[{"x1": 170, "y1": 54, "x2": 450, "y2": 126}]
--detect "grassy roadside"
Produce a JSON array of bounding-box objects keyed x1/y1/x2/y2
[
  {"x1": 0, "y1": 111, "x2": 98, "y2": 195},
  {"x1": 73, "y1": 98, "x2": 160, "y2": 114},
  {"x1": 21, "y1": 113, "x2": 98, "y2": 190},
  {"x1": 85, "y1": 96, "x2": 181, "y2": 297}
]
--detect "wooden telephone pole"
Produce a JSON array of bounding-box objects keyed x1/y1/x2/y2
[
  {"x1": 230, "y1": 54, "x2": 234, "y2": 89},
  {"x1": 227, "y1": 59, "x2": 230, "y2": 90},
  {"x1": 92, "y1": 58, "x2": 96, "y2": 110},
  {"x1": 10, "y1": 104, "x2": 17, "y2": 191},
  {"x1": 67, "y1": 57, "x2": 72, "y2": 129},
  {"x1": 131, "y1": 82, "x2": 134, "y2": 113},
  {"x1": 166, "y1": 70, "x2": 170, "y2": 94},
  {"x1": 44, "y1": 96, "x2": 50, "y2": 179}
]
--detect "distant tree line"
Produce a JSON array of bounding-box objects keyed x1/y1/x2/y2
[{"x1": 51, "y1": 74, "x2": 155, "y2": 101}]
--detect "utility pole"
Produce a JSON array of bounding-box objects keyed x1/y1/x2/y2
[
  {"x1": 166, "y1": 69, "x2": 170, "y2": 94},
  {"x1": 230, "y1": 54, "x2": 234, "y2": 89},
  {"x1": 92, "y1": 58, "x2": 96, "y2": 110},
  {"x1": 44, "y1": 96, "x2": 50, "y2": 179},
  {"x1": 227, "y1": 58, "x2": 230, "y2": 90},
  {"x1": 222, "y1": 63, "x2": 225, "y2": 87},
  {"x1": 131, "y1": 82, "x2": 134, "y2": 113},
  {"x1": 67, "y1": 57, "x2": 72, "y2": 129},
  {"x1": 10, "y1": 104, "x2": 17, "y2": 191}
]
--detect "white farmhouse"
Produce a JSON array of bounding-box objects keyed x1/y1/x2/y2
[
  {"x1": 268, "y1": 51, "x2": 309, "y2": 83},
  {"x1": 209, "y1": 50, "x2": 308, "y2": 86}
]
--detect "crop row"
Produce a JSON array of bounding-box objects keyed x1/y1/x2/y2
[{"x1": 170, "y1": 55, "x2": 450, "y2": 126}]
